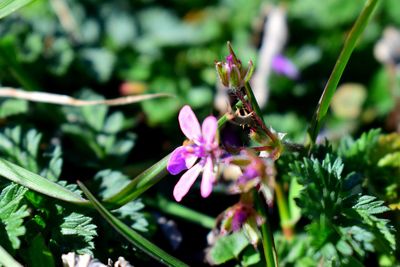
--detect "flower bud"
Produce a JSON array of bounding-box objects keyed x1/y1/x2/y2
[{"x1": 215, "y1": 42, "x2": 254, "y2": 90}]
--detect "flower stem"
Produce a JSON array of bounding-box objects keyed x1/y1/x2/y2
[
  {"x1": 244, "y1": 81, "x2": 278, "y2": 143},
  {"x1": 307, "y1": 0, "x2": 379, "y2": 147},
  {"x1": 254, "y1": 191, "x2": 278, "y2": 267},
  {"x1": 275, "y1": 183, "x2": 294, "y2": 240}
]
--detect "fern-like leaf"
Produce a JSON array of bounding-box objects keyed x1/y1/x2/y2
[
  {"x1": 352, "y1": 196, "x2": 395, "y2": 251},
  {"x1": 58, "y1": 212, "x2": 97, "y2": 255},
  {"x1": 0, "y1": 184, "x2": 29, "y2": 249}
]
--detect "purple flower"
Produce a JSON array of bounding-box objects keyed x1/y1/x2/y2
[
  {"x1": 167, "y1": 105, "x2": 220, "y2": 202},
  {"x1": 272, "y1": 54, "x2": 299, "y2": 79}
]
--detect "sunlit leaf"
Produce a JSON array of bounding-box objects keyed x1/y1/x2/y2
[{"x1": 0, "y1": 0, "x2": 33, "y2": 19}]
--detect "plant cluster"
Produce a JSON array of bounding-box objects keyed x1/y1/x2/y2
[{"x1": 0, "y1": 0, "x2": 399, "y2": 266}]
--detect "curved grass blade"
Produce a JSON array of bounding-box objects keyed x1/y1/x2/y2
[
  {"x1": 307, "y1": 0, "x2": 379, "y2": 146},
  {"x1": 0, "y1": 245, "x2": 23, "y2": 267},
  {"x1": 103, "y1": 154, "x2": 169, "y2": 207},
  {"x1": 0, "y1": 0, "x2": 33, "y2": 19},
  {"x1": 78, "y1": 181, "x2": 188, "y2": 267},
  {"x1": 0, "y1": 158, "x2": 89, "y2": 205}
]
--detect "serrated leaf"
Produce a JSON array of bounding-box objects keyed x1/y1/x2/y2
[
  {"x1": 378, "y1": 152, "x2": 400, "y2": 168},
  {"x1": 94, "y1": 170, "x2": 149, "y2": 232},
  {"x1": 40, "y1": 145, "x2": 63, "y2": 182},
  {"x1": 352, "y1": 196, "x2": 396, "y2": 251},
  {"x1": 339, "y1": 129, "x2": 381, "y2": 161},
  {"x1": 291, "y1": 152, "x2": 396, "y2": 261},
  {"x1": 59, "y1": 212, "x2": 97, "y2": 255},
  {"x1": 0, "y1": 184, "x2": 29, "y2": 249},
  {"x1": 0, "y1": 127, "x2": 41, "y2": 173},
  {"x1": 94, "y1": 169, "x2": 131, "y2": 199}
]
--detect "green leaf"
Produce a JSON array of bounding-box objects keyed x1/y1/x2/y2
[
  {"x1": 0, "y1": 0, "x2": 33, "y2": 19},
  {"x1": 78, "y1": 90, "x2": 108, "y2": 132},
  {"x1": 0, "y1": 127, "x2": 41, "y2": 173},
  {"x1": 40, "y1": 145, "x2": 63, "y2": 182},
  {"x1": 378, "y1": 152, "x2": 400, "y2": 168},
  {"x1": 0, "y1": 157, "x2": 88, "y2": 205},
  {"x1": 46, "y1": 38, "x2": 74, "y2": 76},
  {"x1": 94, "y1": 170, "x2": 149, "y2": 231},
  {"x1": 241, "y1": 247, "x2": 261, "y2": 266},
  {"x1": 62, "y1": 90, "x2": 135, "y2": 165},
  {"x1": 94, "y1": 169, "x2": 131, "y2": 199},
  {"x1": 288, "y1": 177, "x2": 302, "y2": 225},
  {"x1": 59, "y1": 212, "x2": 97, "y2": 255},
  {"x1": 291, "y1": 153, "x2": 396, "y2": 261},
  {"x1": 78, "y1": 181, "x2": 188, "y2": 267},
  {"x1": 25, "y1": 234, "x2": 55, "y2": 267},
  {"x1": 79, "y1": 48, "x2": 116, "y2": 83},
  {"x1": 0, "y1": 99, "x2": 28, "y2": 118},
  {"x1": 206, "y1": 231, "x2": 250, "y2": 265},
  {"x1": 0, "y1": 183, "x2": 29, "y2": 249},
  {"x1": 290, "y1": 155, "x2": 360, "y2": 220},
  {"x1": 352, "y1": 195, "x2": 396, "y2": 251},
  {"x1": 339, "y1": 129, "x2": 381, "y2": 160}
]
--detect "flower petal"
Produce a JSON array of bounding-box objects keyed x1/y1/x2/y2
[
  {"x1": 200, "y1": 157, "x2": 216, "y2": 198},
  {"x1": 272, "y1": 55, "x2": 299, "y2": 79},
  {"x1": 201, "y1": 116, "x2": 218, "y2": 145},
  {"x1": 185, "y1": 153, "x2": 198, "y2": 169},
  {"x1": 178, "y1": 105, "x2": 201, "y2": 140},
  {"x1": 173, "y1": 163, "x2": 202, "y2": 202},
  {"x1": 167, "y1": 146, "x2": 188, "y2": 175}
]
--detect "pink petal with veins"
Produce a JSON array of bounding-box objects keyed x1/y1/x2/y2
[
  {"x1": 202, "y1": 116, "x2": 217, "y2": 145},
  {"x1": 178, "y1": 105, "x2": 201, "y2": 141},
  {"x1": 200, "y1": 157, "x2": 215, "y2": 198},
  {"x1": 173, "y1": 163, "x2": 202, "y2": 202}
]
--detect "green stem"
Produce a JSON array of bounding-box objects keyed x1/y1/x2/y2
[
  {"x1": 254, "y1": 191, "x2": 278, "y2": 267},
  {"x1": 275, "y1": 183, "x2": 293, "y2": 240},
  {"x1": 144, "y1": 195, "x2": 215, "y2": 229},
  {"x1": 0, "y1": 246, "x2": 23, "y2": 267},
  {"x1": 307, "y1": 0, "x2": 379, "y2": 147}
]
